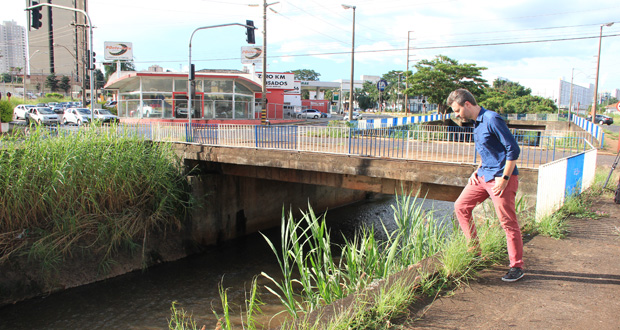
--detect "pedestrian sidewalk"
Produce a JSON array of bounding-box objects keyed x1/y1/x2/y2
[{"x1": 397, "y1": 188, "x2": 620, "y2": 329}]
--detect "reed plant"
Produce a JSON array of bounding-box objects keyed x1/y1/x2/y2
[
  {"x1": 0, "y1": 124, "x2": 191, "y2": 270},
  {"x1": 168, "y1": 301, "x2": 199, "y2": 330}
]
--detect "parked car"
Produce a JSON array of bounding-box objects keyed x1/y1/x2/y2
[
  {"x1": 343, "y1": 111, "x2": 363, "y2": 120},
  {"x1": 13, "y1": 104, "x2": 35, "y2": 120},
  {"x1": 63, "y1": 108, "x2": 92, "y2": 125},
  {"x1": 586, "y1": 114, "x2": 613, "y2": 125},
  {"x1": 104, "y1": 100, "x2": 117, "y2": 109},
  {"x1": 50, "y1": 106, "x2": 65, "y2": 115},
  {"x1": 174, "y1": 104, "x2": 200, "y2": 118},
  {"x1": 27, "y1": 107, "x2": 60, "y2": 125},
  {"x1": 141, "y1": 102, "x2": 162, "y2": 117},
  {"x1": 297, "y1": 109, "x2": 322, "y2": 119},
  {"x1": 93, "y1": 109, "x2": 120, "y2": 123}
]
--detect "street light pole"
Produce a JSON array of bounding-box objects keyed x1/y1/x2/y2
[
  {"x1": 342, "y1": 4, "x2": 356, "y2": 121},
  {"x1": 27, "y1": 3, "x2": 95, "y2": 121},
  {"x1": 568, "y1": 68, "x2": 574, "y2": 120},
  {"x1": 187, "y1": 22, "x2": 257, "y2": 136},
  {"x1": 591, "y1": 22, "x2": 614, "y2": 123},
  {"x1": 405, "y1": 30, "x2": 413, "y2": 114},
  {"x1": 23, "y1": 49, "x2": 40, "y2": 99},
  {"x1": 250, "y1": 1, "x2": 279, "y2": 125}
]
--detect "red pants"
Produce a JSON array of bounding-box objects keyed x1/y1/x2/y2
[{"x1": 454, "y1": 175, "x2": 524, "y2": 269}]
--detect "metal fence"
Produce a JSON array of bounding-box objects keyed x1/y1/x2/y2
[{"x1": 69, "y1": 123, "x2": 594, "y2": 169}]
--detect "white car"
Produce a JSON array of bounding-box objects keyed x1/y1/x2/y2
[
  {"x1": 13, "y1": 104, "x2": 35, "y2": 120},
  {"x1": 27, "y1": 107, "x2": 60, "y2": 125},
  {"x1": 343, "y1": 111, "x2": 363, "y2": 120},
  {"x1": 141, "y1": 102, "x2": 162, "y2": 117},
  {"x1": 93, "y1": 109, "x2": 120, "y2": 123},
  {"x1": 297, "y1": 109, "x2": 322, "y2": 119},
  {"x1": 63, "y1": 108, "x2": 92, "y2": 125}
]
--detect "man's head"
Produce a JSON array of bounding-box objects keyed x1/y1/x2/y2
[{"x1": 447, "y1": 89, "x2": 480, "y2": 121}]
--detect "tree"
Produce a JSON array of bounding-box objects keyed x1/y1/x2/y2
[
  {"x1": 286, "y1": 69, "x2": 320, "y2": 81},
  {"x1": 45, "y1": 74, "x2": 59, "y2": 92},
  {"x1": 103, "y1": 61, "x2": 136, "y2": 81},
  {"x1": 380, "y1": 70, "x2": 407, "y2": 111},
  {"x1": 479, "y1": 79, "x2": 557, "y2": 114},
  {"x1": 86, "y1": 69, "x2": 106, "y2": 89},
  {"x1": 59, "y1": 76, "x2": 71, "y2": 95},
  {"x1": 405, "y1": 55, "x2": 488, "y2": 113}
]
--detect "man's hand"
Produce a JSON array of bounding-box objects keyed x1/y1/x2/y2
[
  {"x1": 468, "y1": 171, "x2": 480, "y2": 185},
  {"x1": 492, "y1": 177, "x2": 509, "y2": 196}
]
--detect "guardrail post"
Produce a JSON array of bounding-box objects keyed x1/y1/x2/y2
[{"x1": 348, "y1": 127, "x2": 352, "y2": 155}]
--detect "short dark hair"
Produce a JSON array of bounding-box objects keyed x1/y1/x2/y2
[{"x1": 446, "y1": 89, "x2": 477, "y2": 107}]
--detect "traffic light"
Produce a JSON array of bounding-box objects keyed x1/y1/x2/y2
[
  {"x1": 190, "y1": 64, "x2": 195, "y2": 81},
  {"x1": 31, "y1": 1, "x2": 42, "y2": 29},
  {"x1": 245, "y1": 20, "x2": 255, "y2": 44},
  {"x1": 87, "y1": 50, "x2": 96, "y2": 70}
]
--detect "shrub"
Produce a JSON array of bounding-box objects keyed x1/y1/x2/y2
[{"x1": 0, "y1": 100, "x2": 13, "y2": 123}]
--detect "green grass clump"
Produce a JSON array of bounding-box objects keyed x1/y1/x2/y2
[{"x1": 0, "y1": 125, "x2": 192, "y2": 270}]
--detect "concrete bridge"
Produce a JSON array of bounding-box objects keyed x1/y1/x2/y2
[{"x1": 159, "y1": 119, "x2": 591, "y2": 245}]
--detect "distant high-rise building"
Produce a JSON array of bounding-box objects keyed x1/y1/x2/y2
[
  {"x1": 0, "y1": 20, "x2": 27, "y2": 75},
  {"x1": 558, "y1": 79, "x2": 594, "y2": 111},
  {"x1": 28, "y1": 0, "x2": 88, "y2": 84}
]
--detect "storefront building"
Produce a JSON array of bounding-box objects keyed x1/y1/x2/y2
[{"x1": 104, "y1": 71, "x2": 263, "y2": 123}]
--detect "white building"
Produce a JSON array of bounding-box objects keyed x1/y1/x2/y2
[
  {"x1": 558, "y1": 79, "x2": 594, "y2": 111},
  {"x1": 0, "y1": 20, "x2": 26, "y2": 75}
]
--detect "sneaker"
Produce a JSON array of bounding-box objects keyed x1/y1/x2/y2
[{"x1": 501, "y1": 267, "x2": 524, "y2": 282}]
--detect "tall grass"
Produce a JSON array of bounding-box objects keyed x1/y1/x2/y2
[
  {"x1": 190, "y1": 189, "x2": 524, "y2": 329},
  {"x1": 0, "y1": 125, "x2": 191, "y2": 269}
]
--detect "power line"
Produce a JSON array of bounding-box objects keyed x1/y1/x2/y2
[{"x1": 131, "y1": 33, "x2": 620, "y2": 65}]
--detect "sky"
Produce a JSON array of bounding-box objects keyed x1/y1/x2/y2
[{"x1": 3, "y1": 0, "x2": 620, "y2": 99}]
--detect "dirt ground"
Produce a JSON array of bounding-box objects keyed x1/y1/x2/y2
[{"x1": 394, "y1": 153, "x2": 620, "y2": 330}]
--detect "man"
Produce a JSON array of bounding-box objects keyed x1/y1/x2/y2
[{"x1": 447, "y1": 88, "x2": 524, "y2": 282}]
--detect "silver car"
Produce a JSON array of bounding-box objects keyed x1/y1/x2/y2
[
  {"x1": 297, "y1": 109, "x2": 322, "y2": 119},
  {"x1": 28, "y1": 107, "x2": 60, "y2": 125}
]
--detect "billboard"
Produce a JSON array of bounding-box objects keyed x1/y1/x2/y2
[
  {"x1": 241, "y1": 46, "x2": 263, "y2": 64},
  {"x1": 104, "y1": 42, "x2": 133, "y2": 61},
  {"x1": 256, "y1": 72, "x2": 295, "y2": 90}
]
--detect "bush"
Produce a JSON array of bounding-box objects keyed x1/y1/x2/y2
[
  {"x1": 0, "y1": 100, "x2": 14, "y2": 123},
  {"x1": 45, "y1": 93, "x2": 63, "y2": 99}
]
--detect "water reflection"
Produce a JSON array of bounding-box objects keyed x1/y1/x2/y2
[{"x1": 0, "y1": 195, "x2": 454, "y2": 330}]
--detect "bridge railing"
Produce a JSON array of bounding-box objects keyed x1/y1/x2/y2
[{"x1": 66, "y1": 123, "x2": 594, "y2": 169}]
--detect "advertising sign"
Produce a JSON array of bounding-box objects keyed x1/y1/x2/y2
[
  {"x1": 241, "y1": 46, "x2": 263, "y2": 64},
  {"x1": 256, "y1": 72, "x2": 295, "y2": 89},
  {"x1": 104, "y1": 42, "x2": 133, "y2": 61}
]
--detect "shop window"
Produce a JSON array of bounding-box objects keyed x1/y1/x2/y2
[{"x1": 142, "y1": 79, "x2": 172, "y2": 92}]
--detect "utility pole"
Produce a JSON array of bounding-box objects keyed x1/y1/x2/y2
[
  {"x1": 405, "y1": 30, "x2": 413, "y2": 114},
  {"x1": 591, "y1": 22, "x2": 614, "y2": 123},
  {"x1": 568, "y1": 68, "x2": 574, "y2": 120}
]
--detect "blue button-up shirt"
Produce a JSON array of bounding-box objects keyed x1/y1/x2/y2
[{"x1": 474, "y1": 107, "x2": 520, "y2": 182}]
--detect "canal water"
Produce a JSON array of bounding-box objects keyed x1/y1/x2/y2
[{"x1": 0, "y1": 195, "x2": 454, "y2": 330}]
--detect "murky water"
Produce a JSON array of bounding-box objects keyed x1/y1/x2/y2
[{"x1": 0, "y1": 195, "x2": 454, "y2": 330}]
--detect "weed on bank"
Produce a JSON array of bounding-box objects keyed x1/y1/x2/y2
[{"x1": 0, "y1": 125, "x2": 191, "y2": 273}]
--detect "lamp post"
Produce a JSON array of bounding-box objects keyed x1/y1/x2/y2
[
  {"x1": 27, "y1": 2, "x2": 95, "y2": 121},
  {"x1": 591, "y1": 22, "x2": 614, "y2": 123},
  {"x1": 342, "y1": 4, "x2": 356, "y2": 121},
  {"x1": 405, "y1": 30, "x2": 414, "y2": 114},
  {"x1": 250, "y1": 1, "x2": 279, "y2": 125},
  {"x1": 395, "y1": 71, "x2": 403, "y2": 111},
  {"x1": 23, "y1": 49, "x2": 40, "y2": 99}
]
